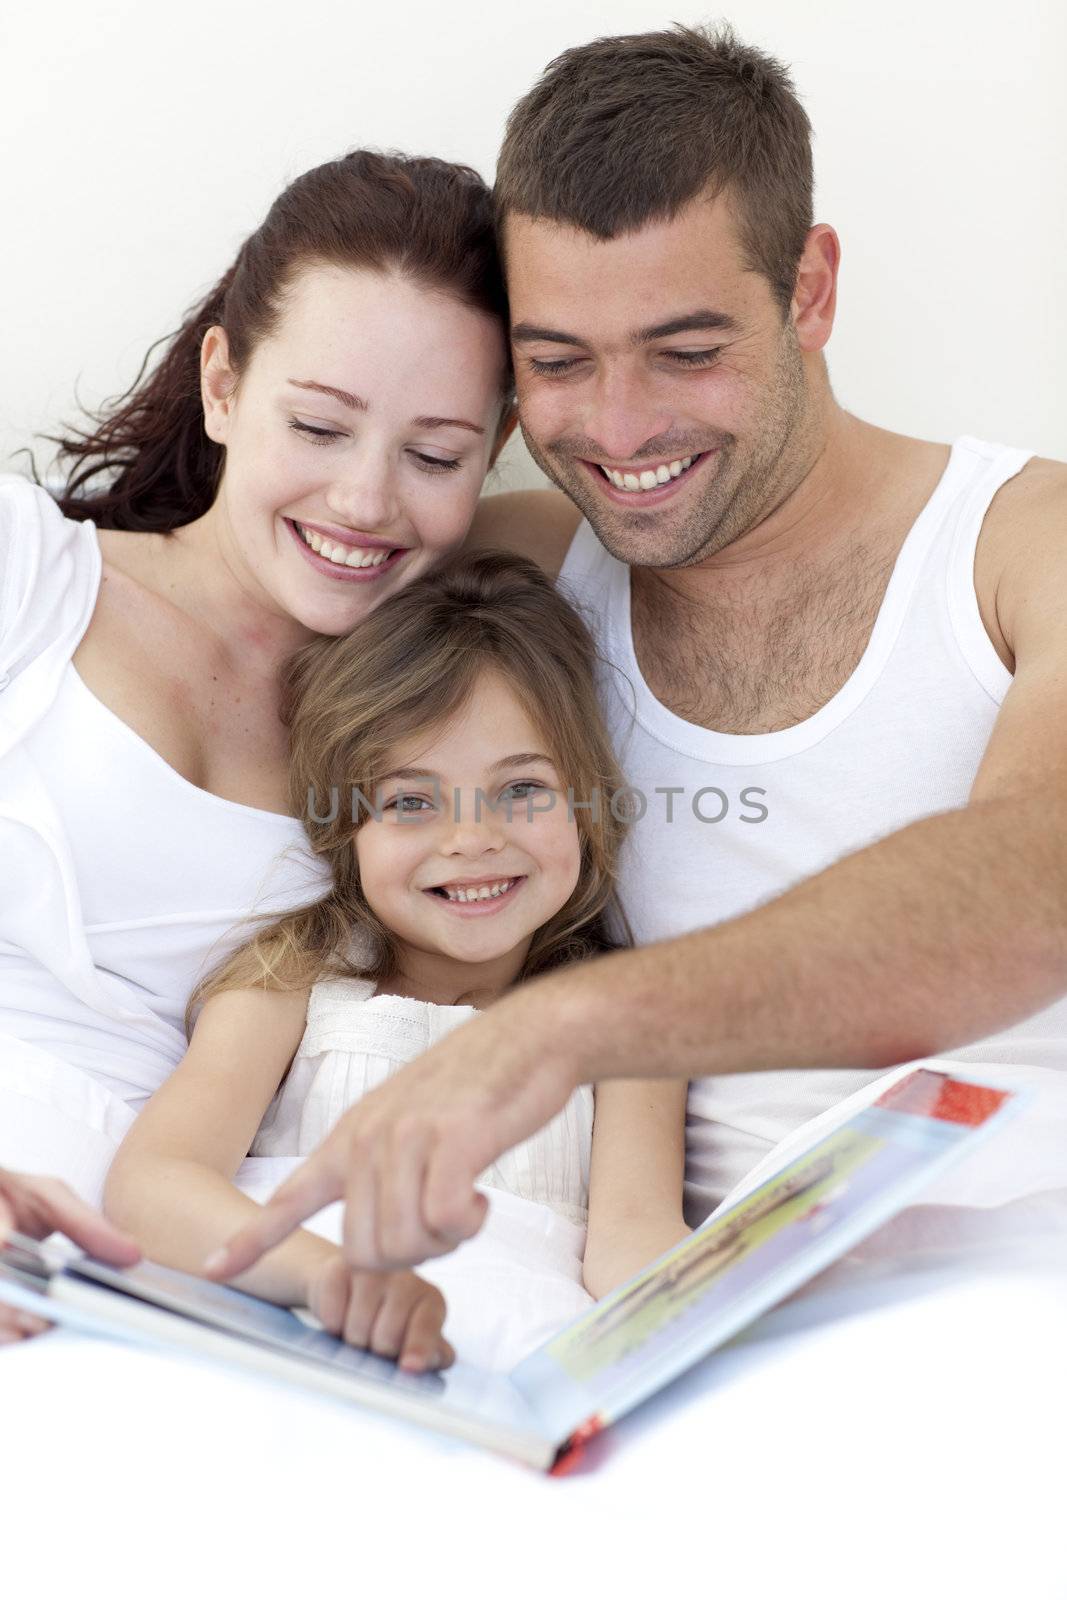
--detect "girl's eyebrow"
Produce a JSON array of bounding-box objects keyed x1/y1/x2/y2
[
  {"x1": 488, "y1": 753, "x2": 555, "y2": 772},
  {"x1": 378, "y1": 754, "x2": 554, "y2": 784}
]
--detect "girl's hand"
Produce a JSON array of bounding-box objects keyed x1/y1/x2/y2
[
  {"x1": 1, "y1": 1169, "x2": 142, "y2": 1345},
  {"x1": 305, "y1": 1251, "x2": 454, "y2": 1373}
]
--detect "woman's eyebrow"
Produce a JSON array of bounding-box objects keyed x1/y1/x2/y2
[
  {"x1": 413, "y1": 415, "x2": 485, "y2": 436},
  {"x1": 290, "y1": 379, "x2": 366, "y2": 410},
  {"x1": 287, "y1": 380, "x2": 483, "y2": 436}
]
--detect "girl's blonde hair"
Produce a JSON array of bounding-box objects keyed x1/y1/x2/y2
[{"x1": 188, "y1": 550, "x2": 631, "y2": 1023}]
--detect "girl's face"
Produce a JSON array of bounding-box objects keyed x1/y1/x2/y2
[
  {"x1": 355, "y1": 673, "x2": 582, "y2": 992},
  {"x1": 202, "y1": 264, "x2": 509, "y2": 636}
]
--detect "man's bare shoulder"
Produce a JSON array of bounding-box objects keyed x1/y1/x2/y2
[
  {"x1": 980, "y1": 454, "x2": 1067, "y2": 661},
  {"x1": 467, "y1": 489, "x2": 583, "y2": 580}
]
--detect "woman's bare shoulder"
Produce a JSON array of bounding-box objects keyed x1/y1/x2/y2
[{"x1": 467, "y1": 489, "x2": 583, "y2": 579}]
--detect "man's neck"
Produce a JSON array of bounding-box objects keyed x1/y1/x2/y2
[{"x1": 645, "y1": 408, "x2": 927, "y2": 608}]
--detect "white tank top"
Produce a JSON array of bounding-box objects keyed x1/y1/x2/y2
[
  {"x1": 252, "y1": 976, "x2": 594, "y2": 1226},
  {"x1": 559, "y1": 436, "x2": 1067, "y2": 1219},
  {"x1": 5, "y1": 659, "x2": 325, "y2": 1103}
]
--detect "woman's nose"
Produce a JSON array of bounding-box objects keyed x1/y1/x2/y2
[{"x1": 324, "y1": 454, "x2": 399, "y2": 532}]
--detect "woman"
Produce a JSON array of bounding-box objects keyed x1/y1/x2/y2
[{"x1": 0, "y1": 149, "x2": 523, "y2": 1213}]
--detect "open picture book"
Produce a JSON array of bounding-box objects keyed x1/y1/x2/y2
[{"x1": 0, "y1": 1067, "x2": 1018, "y2": 1472}]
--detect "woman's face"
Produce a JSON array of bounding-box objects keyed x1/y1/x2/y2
[
  {"x1": 355, "y1": 672, "x2": 582, "y2": 992},
  {"x1": 202, "y1": 264, "x2": 508, "y2": 636}
]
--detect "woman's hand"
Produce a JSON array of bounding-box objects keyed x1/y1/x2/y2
[
  {"x1": 0, "y1": 1169, "x2": 141, "y2": 1344},
  {"x1": 305, "y1": 1250, "x2": 454, "y2": 1372},
  {"x1": 208, "y1": 979, "x2": 584, "y2": 1278}
]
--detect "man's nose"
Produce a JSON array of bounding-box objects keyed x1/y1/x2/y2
[{"x1": 580, "y1": 366, "x2": 675, "y2": 465}]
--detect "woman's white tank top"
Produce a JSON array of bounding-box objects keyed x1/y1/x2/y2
[{"x1": 559, "y1": 436, "x2": 1067, "y2": 1218}]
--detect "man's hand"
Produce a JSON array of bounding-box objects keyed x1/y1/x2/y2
[
  {"x1": 0, "y1": 1169, "x2": 141, "y2": 1343},
  {"x1": 306, "y1": 1252, "x2": 454, "y2": 1372},
  {"x1": 205, "y1": 985, "x2": 581, "y2": 1279}
]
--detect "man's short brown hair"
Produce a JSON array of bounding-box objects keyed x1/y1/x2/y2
[{"x1": 495, "y1": 23, "x2": 814, "y2": 313}]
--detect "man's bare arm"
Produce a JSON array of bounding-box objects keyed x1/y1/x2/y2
[
  {"x1": 210, "y1": 468, "x2": 1067, "y2": 1272},
  {"x1": 467, "y1": 488, "x2": 581, "y2": 577}
]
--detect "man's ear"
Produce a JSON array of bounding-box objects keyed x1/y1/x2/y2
[
  {"x1": 791, "y1": 224, "x2": 840, "y2": 354},
  {"x1": 201, "y1": 327, "x2": 239, "y2": 444},
  {"x1": 489, "y1": 401, "x2": 520, "y2": 467}
]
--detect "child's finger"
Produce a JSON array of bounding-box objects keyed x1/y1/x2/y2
[
  {"x1": 310, "y1": 1256, "x2": 351, "y2": 1337},
  {"x1": 340, "y1": 1271, "x2": 387, "y2": 1350},
  {"x1": 398, "y1": 1293, "x2": 453, "y2": 1373}
]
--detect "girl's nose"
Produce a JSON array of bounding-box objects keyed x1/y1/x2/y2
[{"x1": 443, "y1": 794, "x2": 507, "y2": 855}]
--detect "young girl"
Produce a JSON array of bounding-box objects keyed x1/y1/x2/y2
[{"x1": 104, "y1": 552, "x2": 689, "y2": 1372}]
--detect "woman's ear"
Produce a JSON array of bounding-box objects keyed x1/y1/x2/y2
[
  {"x1": 201, "y1": 327, "x2": 239, "y2": 444},
  {"x1": 488, "y1": 401, "x2": 520, "y2": 467}
]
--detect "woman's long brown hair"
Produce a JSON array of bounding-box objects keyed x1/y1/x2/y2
[
  {"x1": 187, "y1": 550, "x2": 632, "y2": 1026},
  {"x1": 45, "y1": 150, "x2": 510, "y2": 531}
]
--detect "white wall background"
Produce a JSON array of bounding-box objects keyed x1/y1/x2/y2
[{"x1": 1, "y1": 0, "x2": 1063, "y2": 494}]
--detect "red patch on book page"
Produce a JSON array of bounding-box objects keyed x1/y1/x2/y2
[{"x1": 877, "y1": 1071, "x2": 1010, "y2": 1127}]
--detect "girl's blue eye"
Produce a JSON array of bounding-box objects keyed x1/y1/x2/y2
[
  {"x1": 386, "y1": 794, "x2": 434, "y2": 814},
  {"x1": 501, "y1": 780, "x2": 546, "y2": 800}
]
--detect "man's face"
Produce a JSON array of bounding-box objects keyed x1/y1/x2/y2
[{"x1": 506, "y1": 193, "x2": 813, "y2": 569}]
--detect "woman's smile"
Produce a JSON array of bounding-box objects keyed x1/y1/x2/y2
[{"x1": 284, "y1": 516, "x2": 410, "y2": 582}]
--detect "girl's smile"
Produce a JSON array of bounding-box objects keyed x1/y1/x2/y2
[
  {"x1": 356, "y1": 672, "x2": 581, "y2": 995},
  {"x1": 422, "y1": 874, "x2": 527, "y2": 914}
]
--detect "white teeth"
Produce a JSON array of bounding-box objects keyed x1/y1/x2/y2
[
  {"x1": 440, "y1": 878, "x2": 514, "y2": 903},
  {"x1": 295, "y1": 522, "x2": 392, "y2": 568},
  {"x1": 603, "y1": 456, "x2": 698, "y2": 492}
]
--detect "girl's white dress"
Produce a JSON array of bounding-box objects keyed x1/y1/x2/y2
[{"x1": 252, "y1": 977, "x2": 597, "y2": 1368}]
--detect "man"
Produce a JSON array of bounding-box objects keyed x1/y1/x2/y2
[{"x1": 214, "y1": 23, "x2": 1067, "y2": 1279}]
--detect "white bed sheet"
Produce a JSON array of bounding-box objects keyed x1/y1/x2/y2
[{"x1": 1, "y1": 1240, "x2": 1064, "y2": 1600}]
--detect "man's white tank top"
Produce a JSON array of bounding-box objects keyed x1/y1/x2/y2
[{"x1": 559, "y1": 436, "x2": 1067, "y2": 1220}]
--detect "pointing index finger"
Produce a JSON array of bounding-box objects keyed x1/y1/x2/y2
[{"x1": 203, "y1": 1164, "x2": 340, "y2": 1280}]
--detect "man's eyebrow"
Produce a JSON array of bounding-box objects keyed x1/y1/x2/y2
[
  {"x1": 635, "y1": 309, "x2": 741, "y2": 342},
  {"x1": 288, "y1": 382, "x2": 483, "y2": 435},
  {"x1": 511, "y1": 309, "x2": 740, "y2": 348},
  {"x1": 511, "y1": 324, "x2": 586, "y2": 348}
]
